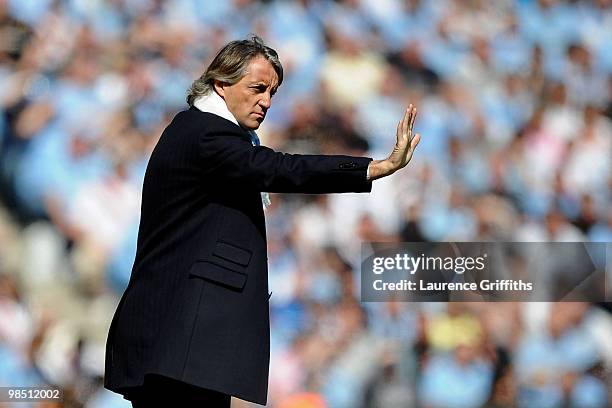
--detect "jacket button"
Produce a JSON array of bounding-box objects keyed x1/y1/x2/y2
[{"x1": 339, "y1": 163, "x2": 357, "y2": 169}]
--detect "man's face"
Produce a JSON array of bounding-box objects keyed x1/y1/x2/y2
[{"x1": 215, "y1": 56, "x2": 279, "y2": 130}]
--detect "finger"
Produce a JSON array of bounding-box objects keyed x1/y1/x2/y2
[
  {"x1": 403, "y1": 104, "x2": 411, "y2": 140},
  {"x1": 406, "y1": 107, "x2": 416, "y2": 144},
  {"x1": 398, "y1": 107, "x2": 409, "y2": 144},
  {"x1": 409, "y1": 133, "x2": 421, "y2": 152},
  {"x1": 407, "y1": 109, "x2": 413, "y2": 144},
  {"x1": 409, "y1": 106, "x2": 417, "y2": 134}
]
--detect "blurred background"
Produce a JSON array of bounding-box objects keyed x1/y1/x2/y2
[{"x1": 0, "y1": 0, "x2": 611, "y2": 407}]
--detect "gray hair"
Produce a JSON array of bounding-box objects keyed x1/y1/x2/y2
[{"x1": 186, "y1": 35, "x2": 283, "y2": 106}]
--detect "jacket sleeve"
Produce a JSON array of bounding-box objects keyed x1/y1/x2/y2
[{"x1": 199, "y1": 127, "x2": 372, "y2": 194}]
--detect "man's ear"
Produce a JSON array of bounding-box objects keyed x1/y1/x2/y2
[{"x1": 213, "y1": 80, "x2": 225, "y2": 97}]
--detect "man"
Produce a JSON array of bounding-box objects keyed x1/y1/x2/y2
[{"x1": 104, "y1": 36, "x2": 420, "y2": 407}]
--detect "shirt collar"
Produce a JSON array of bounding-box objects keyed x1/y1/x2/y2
[{"x1": 193, "y1": 90, "x2": 240, "y2": 127}]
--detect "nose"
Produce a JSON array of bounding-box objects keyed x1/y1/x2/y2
[{"x1": 259, "y1": 91, "x2": 272, "y2": 109}]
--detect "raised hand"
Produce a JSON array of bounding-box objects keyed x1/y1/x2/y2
[{"x1": 367, "y1": 104, "x2": 421, "y2": 181}]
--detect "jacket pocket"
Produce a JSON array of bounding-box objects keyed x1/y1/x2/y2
[
  {"x1": 189, "y1": 261, "x2": 247, "y2": 290},
  {"x1": 190, "y1": 241, "x2": 252, "y2": 290},
  {"x1": 211, "y1": 240, "x2": 252, "y2": 267}
]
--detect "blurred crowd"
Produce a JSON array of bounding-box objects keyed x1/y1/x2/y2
[{"x1": 0, "y1": 0, "x2": 611, "y2": 407}]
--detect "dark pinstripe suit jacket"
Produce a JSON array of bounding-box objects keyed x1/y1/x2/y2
[{"x1": 104, "y1": 107, "x2": 372, "y2": 405}]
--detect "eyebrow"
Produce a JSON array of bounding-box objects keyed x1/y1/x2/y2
[{"x1": 251, "y1": 82, "x2": 278, "y2": 92}]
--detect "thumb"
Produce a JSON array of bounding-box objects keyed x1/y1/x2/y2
[{"x1": 409, "y1": 133, "x2": 421, "y2": 151}]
